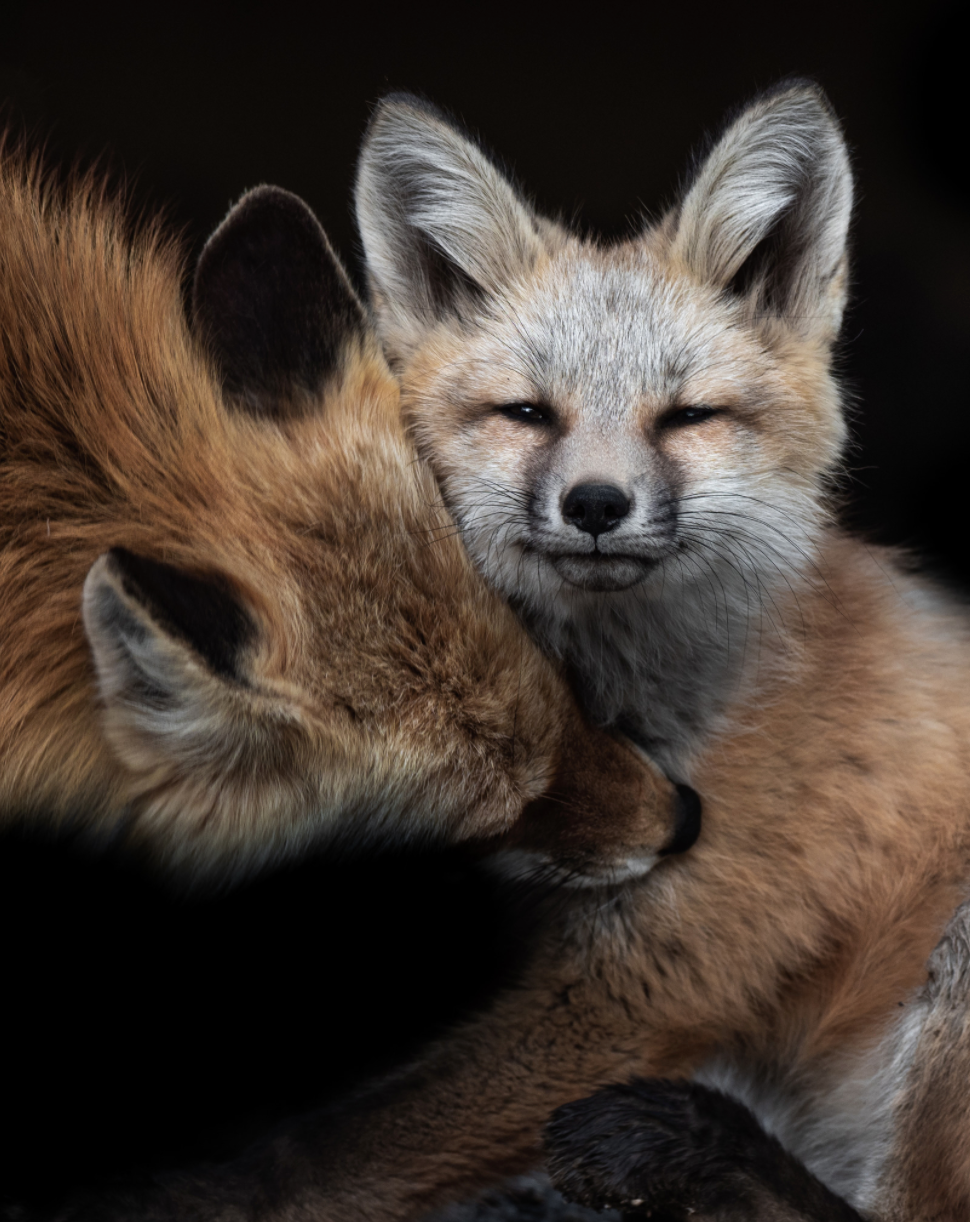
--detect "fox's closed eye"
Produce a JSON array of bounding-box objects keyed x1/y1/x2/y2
[
  {"x1": 660, "y1": 405, "x2": 722, "y2": 429},
  {"x1": 496, "y1": 402, "x2": 553, "y2": 426}
]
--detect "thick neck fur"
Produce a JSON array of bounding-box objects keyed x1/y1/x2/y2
[
  {"x1": 496, "y1": 485, "x2": 829, "y2": 776},
  {"x1": 513, "y1": 538, "x2": 821, "y2": 777}
]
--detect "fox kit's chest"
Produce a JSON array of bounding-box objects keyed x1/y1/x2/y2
[{"x1": 522, "y1": 585, "x2": 753, "y2": 774}]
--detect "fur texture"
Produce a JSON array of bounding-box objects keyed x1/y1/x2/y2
[
  {"x1": 356, "y1": 81, "x2": 851, "y2": 775},
  {"x1": 546, "y1": 1078, "x2": 864, "y2": 1221},
  {"x1": 545, "y1": 895, "x2": 970, "y2": 1221},
  {"x1": 30, "y1": 88, "x2": 970, "y2": 1221},
  {"x1": 194, "y1": 81, "x2": 970, "y2": 1219},
  {"x1": 0, "y1": 148, "x2": 681, "y2": 881}
]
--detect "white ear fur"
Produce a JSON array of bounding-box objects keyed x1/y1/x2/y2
[
  {"x1": 355, "y1": 95, "x2": 544, "y2": 359},
  {"x1": 82, "y1": 553, "x2": 324, "y2": 879},
  {"x1": 671, "y1": 82, "x2": 853, "y2": 338},
  {"x1": 82, "y1": 552, "x2": 248, "y2": 770}
]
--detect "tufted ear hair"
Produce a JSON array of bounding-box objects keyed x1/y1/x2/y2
[
  {"x1": 669, "y1": 80, "x2": 853, "y2": 340},
  {"x1": 193, "y1": 185, "x2": 367, "y2": 419},
  {"x1": 355, "y1": 94, "x2": 544, "y2": 363}
]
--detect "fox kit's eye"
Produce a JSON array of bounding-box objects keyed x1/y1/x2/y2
[
  {"x1": 496, "y1": 402, "x2": 551, "y2": 426},
  {"x1": 660, "y1": 405, "x2": 721, "y2": 429}
]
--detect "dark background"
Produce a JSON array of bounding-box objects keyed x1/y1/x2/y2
[{"x1": 1, "y1": 0, "x2": 968, "y2": 1209}]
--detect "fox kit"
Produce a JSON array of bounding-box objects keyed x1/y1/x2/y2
[
  {"x1": 351, "y1": 81, "x2": 970, "y2": 1219},
  {"x1": 58, "y1": 86, "x2": 970, "y2": 1222},
  {"x1": 0, "y1": 145, "x2": 687, "y2": 881}
]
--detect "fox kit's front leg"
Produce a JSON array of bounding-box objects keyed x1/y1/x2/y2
[
  {"x1": 546, "y1": 899, "x2": 970, "y2": 1222},
  {"x1": 546, "y1": 1080, "x2": 864, "y2": 1222}
]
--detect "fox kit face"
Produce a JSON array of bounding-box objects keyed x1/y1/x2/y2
[
  {"x1": 396, "y1": 252, "x2": 841, "y2": 605},
  {"x1": 0, "y1": 157, "x2": 687, "y2": 880},
  {"x1": 356, "y1": 85, "x2": 854, "y2": 756}
]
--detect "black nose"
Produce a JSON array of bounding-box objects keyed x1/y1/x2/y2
[
  {"x1": 562, "y1": 483, "x2": 631, "y2": 537},
  {"x1": 659, "y1": 784, "x2": 702, "y2": 857}
]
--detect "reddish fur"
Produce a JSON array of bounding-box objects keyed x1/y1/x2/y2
[
  {"x1": 90, "y1": 92, "x2": 970, "y2": 1220},
  {"x1": 0, "y1": 145, "x2": 678, "y2": 878}
]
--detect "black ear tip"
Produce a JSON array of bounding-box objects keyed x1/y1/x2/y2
[
  {"x1": 192, "y1": 184, "x2": 341, "y2": 317},
  {"x1": 102, "y1": 545, "x2": 143, "y2": 584},
  {"x1": 757, "y1": 77, "x2": 839, "y2": 122},
  {"x1": 201, "y1": 185, "x2": 327, "y2": 248}
]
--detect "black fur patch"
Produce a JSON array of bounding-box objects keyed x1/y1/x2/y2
[
  {"x1": 546, "y1": 1078, "x2": 865, "y2": 1221},
  {"x1": 109, "y1": 548, "x2": 254, "y2": 683},
  {"x1": 193, "y1": 186, "x2": 365, "y2": 420},
  {"x1": 661, "y1": 785, "x2": 702, "y2": 856}
]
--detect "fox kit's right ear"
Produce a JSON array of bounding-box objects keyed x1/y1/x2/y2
[
  {"x1": 193, "y1": 185, "x2": 367, "y2": 419},
  {"x1": 355, "y1": 94, "x2": 544, "y2": 362}
]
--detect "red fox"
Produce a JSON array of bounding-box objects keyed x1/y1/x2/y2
[
  {"x1": 0, "y1": 145, "x2": 687, "y2": 882},
  {"x1": 352, "y1": 79, "x2": 970, "y2": 1219}
]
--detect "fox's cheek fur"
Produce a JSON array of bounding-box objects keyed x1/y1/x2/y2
[{"x1": 2, "y1": 163, "x2": 690, "y2": 879}]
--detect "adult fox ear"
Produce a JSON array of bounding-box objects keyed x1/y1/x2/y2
[
  {"x1": 670, "y1": 80, "x2": 853, "y2": 340},
  {"x1": 193, "y1": 185, "x2": 367, "y2": 419},
  {"x1": 355, "y1": 93, "x2": 544, "y2": 362},
  {"x1": 82, "y1": 548, "x2": 263, "y2": 779}
]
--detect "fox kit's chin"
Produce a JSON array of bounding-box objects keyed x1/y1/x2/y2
[{"x1": 550, "y1": 553, "x2": 655, "y2": 593}]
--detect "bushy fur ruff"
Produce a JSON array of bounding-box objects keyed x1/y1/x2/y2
[{"x1": 0, "y1": 145, "x2": 679, "y2": 882}]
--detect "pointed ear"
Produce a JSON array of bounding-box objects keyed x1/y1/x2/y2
[
  {"x1": 82, "y1": 547, "x2": 256, "y2": 734},
  {"x1": 193, "y1": 185, "x2": 367, "y2": 419},
  {"x1": 355, "y1": 94, "x2": 544, "y2": 361},
  {"x1": 670, "y1": 81, "x2": 853, "y2": 340}
]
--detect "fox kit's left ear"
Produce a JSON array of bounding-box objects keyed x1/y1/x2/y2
[
  {"x1": 193, "y1": 185, "x2": 367, "y2": 419},
  {"x1": 670, "y1": 80, "x2": 853, "y2": 340},
  {"x1": 355, "y1": 94, "x2": 544, "y2": 362}
]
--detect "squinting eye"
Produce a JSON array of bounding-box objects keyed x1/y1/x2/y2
[
  {"x1": 662, "y1": 405, "x2": 721, "y2": 428},
  {"x1": 496, "y1": 402, "x2": 551, "y2": 425}
]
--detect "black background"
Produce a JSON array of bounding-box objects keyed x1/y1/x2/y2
[{"x1": 1, "y1": 0, "x2": 968, "y2": 1208}]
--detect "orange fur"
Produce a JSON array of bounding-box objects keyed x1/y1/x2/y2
[
  {"x1": 84, "y1": 87, "x2": 970, "y2": 1221},
  {"x1": 0, "y1": 146, "x2": 678, "y2": 880}
]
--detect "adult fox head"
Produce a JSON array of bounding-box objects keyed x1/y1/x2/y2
[
  {"x1": 0, "y1": 149, "x2": 692, "y2": 881},
  {"x1": 355, "y1": 83, "x2": 853, "y2": 729}
]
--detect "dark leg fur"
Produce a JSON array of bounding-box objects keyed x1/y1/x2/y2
[{"x1": 545, "y1": 1079, "x2": 865, "y2": 1222}]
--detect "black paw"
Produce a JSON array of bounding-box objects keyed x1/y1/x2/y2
[{"x1": 545, "y1": 1078, "x2": 780, "y2": 1218}]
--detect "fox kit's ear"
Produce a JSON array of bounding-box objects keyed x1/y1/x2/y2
[
  {"x1": 670, "y1": 81, "x2": 853, "y2": 339},
  {"x1": 355, "y1": 94, "x2": 544, "y2": 361},
  {"x1": 193, "y1": 185, "x2": 366, "y2": 419},
  {"x1": 82, "y1": 548, "x2": 261, "y2": 772}
]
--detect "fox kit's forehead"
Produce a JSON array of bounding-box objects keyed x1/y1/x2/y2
[{"x1": 477, "y1": 246, "x2": 777, "y2": 425}]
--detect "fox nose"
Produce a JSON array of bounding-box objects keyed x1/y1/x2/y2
[
  {"x1": 659, "y1": 784, "x2": 702, "y2": 856},
  {"x1": 562, "y1": 483, "x2": 631, "y2": 537}
]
